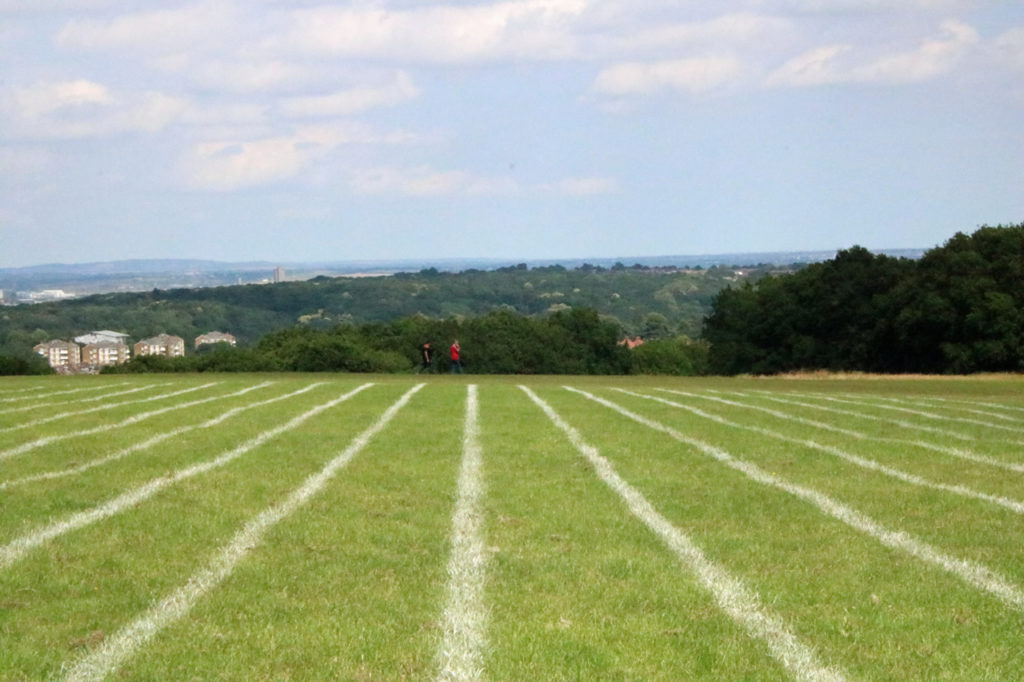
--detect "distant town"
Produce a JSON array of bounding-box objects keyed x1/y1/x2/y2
[
  {"x1": 35, "y1": 330, "x2": 237, "y2": 374},
  {"x1": 0, "y1": 250, "x2": 926, "y2": 304},
  {"x1": 0, "y1": 266, "x2": 291, "y2": 305}
]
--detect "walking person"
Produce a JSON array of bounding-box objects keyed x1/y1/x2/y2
[
  {"x1": 417, "y1": 341, "x2": 433, "y2": 373},
  {"x1": 449, "y1": 339, "x2": 463, "y2": 373}
]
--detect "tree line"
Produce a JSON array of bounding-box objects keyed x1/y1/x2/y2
[
  {"x1": 703, "y1": 223, "x2": 1024, "y2": 374},
  {"x1": 100, "y1": 308, "x2": 710, "y2": 376}
]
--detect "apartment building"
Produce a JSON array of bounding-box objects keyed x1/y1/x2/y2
[
  {"x1": 81, "y1": 341, "x2": 130, "y2": 366},
  {"x1": 195, "y1": 331, "x2": 237, "y2": 349},
  {"x1": 134, "y1": 334, "x2": 185, "y2": 358},
  {"x1": 34, "y1": 340, "x2": 82, "y2": 369}
]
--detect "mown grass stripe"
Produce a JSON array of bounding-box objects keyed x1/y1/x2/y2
[
  {"x1": 60, "y1": 383, "x2": 424, "y2": 682},
  {"x1": 0, "y1": 383, "x2": 373, "y2": 571},
  {"x1": 0, "y1": 381, "x2": 307, "y2": 490},
  {"x1": 522, "y1": 386, "x2": 848, "y2": 682},
  {"x1": 0, "y1": 382, "x2": 227, "y2": 460},
  {"x1": 709, "y1": 390, "x2": 1024, "y2": 473},
  {"x1": 0, "y1": 382, "x2": 208, "y2": 437},
  {"x1": 635, "y1": 389, "x2": 1024, "y2": 515},
  {"x1": 436, "y1": 385, "x2": 488, "y2": 682},
  {"x1": 568, "y1": 387, "x2": 1024, "y2": 613}
]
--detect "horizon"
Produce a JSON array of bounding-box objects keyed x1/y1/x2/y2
[{"x1": 2, "y1": 245, "x2": 929, "y2": 274}]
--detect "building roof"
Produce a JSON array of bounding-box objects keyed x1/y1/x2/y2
[
  {"x1": 196, "y1": 331, "x2": 235, "y2": 341},
  {"x1": 74, "y1": 330, "x2": 130, "y2": 345},
  {"x1": 137, "y1": 333, "x2": 184, "y2": 345},
  {"x1": 82, "y1": 340, "x2": 127, "y2": 349},
  {"x1": 35, "y1": 339, "x2": 79, "y2": 349}
]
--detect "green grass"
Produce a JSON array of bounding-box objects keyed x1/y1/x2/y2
[{"x1": 1, "y1": 373, "x2": 1023, "y2": 680}]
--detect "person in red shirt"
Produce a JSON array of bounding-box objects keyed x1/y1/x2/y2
[{"x1": 449, "y1": 340, "x2": 463, "y2": 373}]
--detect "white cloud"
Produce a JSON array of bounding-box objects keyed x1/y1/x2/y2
[
  {"x1": 351, "y1": 166, "x2": 521, "y2": 197},
  {"x1": 7, "y1": 79, "x2": 112, "y2": 117},
  {"x1": 179, "y1": 102, "x2": 268, "y2": 131},
  {"x1": 764, "y1": 45, "x2": 851, "y2": 87},
  {"x1": 603, "y1": 13, "x2": 792, "y2": 54},
  {"x1": 0, "y1": 0, "x2": 115, "y2": 12},
  {"x1": 56, "y1": 3, "x2": 239, "y2": 53},
  {"x1": 279, "y1": 72, "x2": 420, "y2": 118},
  {"x1": 183, "y1": 136, "x2": 313, "y2": 192},
  {"x1": 748, "y1": 0, "x2": 982, "y2": 14},
  {"x1": 350, "y1": 165, "x2": 618, "y2": 197},
  {"x1": 181, "y1": 123, "x2": 418, "y2": 191},
  {"x1": 154, "y1": 55, "x2": 312, "y2": 94},
  {"x1": 274, "y1": 0, "x2": 586, "y2": 62},
  {"x1": 993, "y1": 26, "x2": 1024, "y2": 72},
  {"x1": 852, "y1": 19, "x2": 979, "y2": 83},
  {"x1": 1, "y1": 80, "x2": 190, "y2": 138},
  {"x1": 546, "y1": 176, "x2": 618, "y2": 195},
  {"x1": 767, "y1": 19, "x2": 980, "y2": 87},
  {"x1": 594, "y1": 56, "x2": 746, "y2": 95}
]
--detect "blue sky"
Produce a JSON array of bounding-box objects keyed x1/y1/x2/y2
[{"x1": 1, "y1": 0, "x2": 1022, "y2": 268}]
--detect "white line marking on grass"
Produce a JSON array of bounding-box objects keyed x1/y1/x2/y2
[
  {"x1": 437, "y1": 385, "x2": 488, "y2": 682},
  {"x1": 0, "y1": 382, "x2": 208, "y2": 436},
  {"x1": 912, "y1": 396, "x2": 1024, "y2": 416},
  {"x1": 0, "y1": 383, "x2": 225, "y2": 461},
  {"x1": 521, "y1": 386, "x2": 847, "y2": 682},
  {"x1": 626, "y1": 389, "x2": 1024, "y2": 516},
  {"x1": 0, "y1": 382, "x2": 316, "y2": 491},
  {"x1": 739, "y1": 390, "x2": 976, "y2": 442},
  {"x1": 789, "y1": 391, "x2": 1024, "y2": 437},
  {"x1": 863, "y1": 394, "x2": 1024, "y2": 424},
  {"x1": 0, "y1": 385, "x2": 46, "y2": 398},
  {"x1": 888, "y1": 439, "x2": 1024, "y2": 473},
  {"x1": 0, "y1": 384, "x2": 163, "y2": 421},
  {"x1": 61, "y1": 383, "x2": 424, "y2": 682},
  {"x1": 0, "y1": 382, "x2": 131, "y2": 406},
  {"x1": 567, "y1": 387, "x2": 1024, "y2": 613},
  {"x1": 703, "y1": 390, "x2": 1024, "y2": 474},
  {"x1": 657, "y1": 389, "x2": 866, "y2": 439},
  {"x1": 0, "y1": 383, "x2": 374, "y2": 571}
]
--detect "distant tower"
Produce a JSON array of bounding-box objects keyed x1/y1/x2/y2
[{"x1": 273, "y1": 267, "x2": 285, "y2": 283}]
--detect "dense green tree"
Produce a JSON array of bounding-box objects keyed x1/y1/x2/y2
[
  {"x1": 892, "y1": 225, "x2": 1024, "y2": 372},
  {"x1": 0, "y1": 353, "x2": 53, "y2": 375},
  {"x1": 704, "y1": 224, "x2": 1024, "y2": 375},
  {"x1": 630, "y1": 338, "x2": 709, "y2": 375},
  {"x1": 100, "y1": 307, "x2": 665, "y2": 375}
]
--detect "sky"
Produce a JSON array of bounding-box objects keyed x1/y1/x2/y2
[{"x1": 1, "y1": 0, "x2": 1023, "y2": 268}]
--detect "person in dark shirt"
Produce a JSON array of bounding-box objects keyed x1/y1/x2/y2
[{"x1": 418, "y1": 342, "x2": 432, "y2": 373}]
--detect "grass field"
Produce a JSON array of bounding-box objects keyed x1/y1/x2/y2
[{"x1": 1, "y1": 372, "x2": 1023, "y2": 680}]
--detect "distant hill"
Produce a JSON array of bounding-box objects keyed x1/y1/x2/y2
[
  {"x1": 0, "y1": 259, "x2": 805, "y2": 357},
  {"x1": 0, "y1": 249, "x2": 924, "y2": 298}
]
